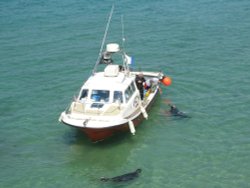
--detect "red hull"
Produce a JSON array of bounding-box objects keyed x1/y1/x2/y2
[{"x1": 81, "y1": 113, "x2": 145, "y2": 142}]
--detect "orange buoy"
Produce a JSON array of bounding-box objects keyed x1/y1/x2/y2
[{"x1": 161, "y1": 76, "x2": 172, "y2": 86}]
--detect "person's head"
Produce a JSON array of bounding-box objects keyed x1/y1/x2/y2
[
  {"x1": 138, "y1": 72, "x2": 143, "y2": 77},
  {"x1": 171, "y1": 105, "x2": 176, "y2": 109}
]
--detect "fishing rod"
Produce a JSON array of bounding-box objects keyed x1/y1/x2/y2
[{"x1": 92, "y1": 4, "x2": 115, "y2": 74}]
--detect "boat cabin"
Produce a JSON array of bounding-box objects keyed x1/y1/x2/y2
[{"x1": 69, "y1": 65, "x2": 140, "y2": 117}]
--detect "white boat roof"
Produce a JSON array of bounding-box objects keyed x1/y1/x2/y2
[{"x1": 82, "y1": 71, "x2": 134, "y2": 91}]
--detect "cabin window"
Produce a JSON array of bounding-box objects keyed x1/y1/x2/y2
[
  {"x1": 125, "y1": 83, "x2": 136, "y2": 102},
  {"x1": 131, "y1": 82, "x2": 136, "y2": 92},
  {"x1": 91, "y1": 90, "x2": 110, "y2": 102},
  {"x1": 113, "y1": 91, "x2": 123, "y2": 103},
  {"x1": 80, "y1": 89, "x2": 88, "y2": 101}
]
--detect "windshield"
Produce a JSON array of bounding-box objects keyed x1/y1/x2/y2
[{"x1": 91, "y1": 90, "x2": 110, "y2": 102}]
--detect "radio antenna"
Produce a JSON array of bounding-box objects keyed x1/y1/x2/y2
[{"x1": 121, "y1": 15, "x2": 126, "y2": 49}]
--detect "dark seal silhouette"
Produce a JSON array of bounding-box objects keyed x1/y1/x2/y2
[{"x1": 100, "y1": 169, "x2": 142, "y2": 182}]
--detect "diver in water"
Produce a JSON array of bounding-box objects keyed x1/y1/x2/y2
[
  {"x1": 100, "y1": 169, "x2": 142, "y2": 182},
  {"x1": 169, "y1": 104, "x2": 190, "y2": 118}
]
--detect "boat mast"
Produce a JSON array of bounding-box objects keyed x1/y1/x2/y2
[{"x1": 92, "y1": 4, "x2": 115, "y2": 74}]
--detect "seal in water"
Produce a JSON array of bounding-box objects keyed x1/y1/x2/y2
[{"x1": 100, "y1": 169, "x2": 142, "y2": 182}]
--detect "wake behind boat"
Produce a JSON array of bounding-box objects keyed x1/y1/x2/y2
[{"x1": 58, "y1": 6, "x2": 172, "y2": 142}]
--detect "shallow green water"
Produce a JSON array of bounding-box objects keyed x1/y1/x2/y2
[{"x1": 1, "y1": 0, "x2": 250, "y2": 187}]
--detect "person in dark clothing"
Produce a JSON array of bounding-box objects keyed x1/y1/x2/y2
[
  {"x1": 169, "y1": 104, "x2": 190, "y2": 118},
  {"x1": 135, "y1": 73, "x2": 146, "y2": 100}
]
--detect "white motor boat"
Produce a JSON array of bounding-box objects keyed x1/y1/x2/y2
[{"x1": 59, "y1": 6, "x2": 172, "y2": 142}]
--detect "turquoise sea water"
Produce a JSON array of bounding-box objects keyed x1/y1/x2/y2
[{"x1": 1, "y1": 0, "x2": 250, "y2": 187}]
